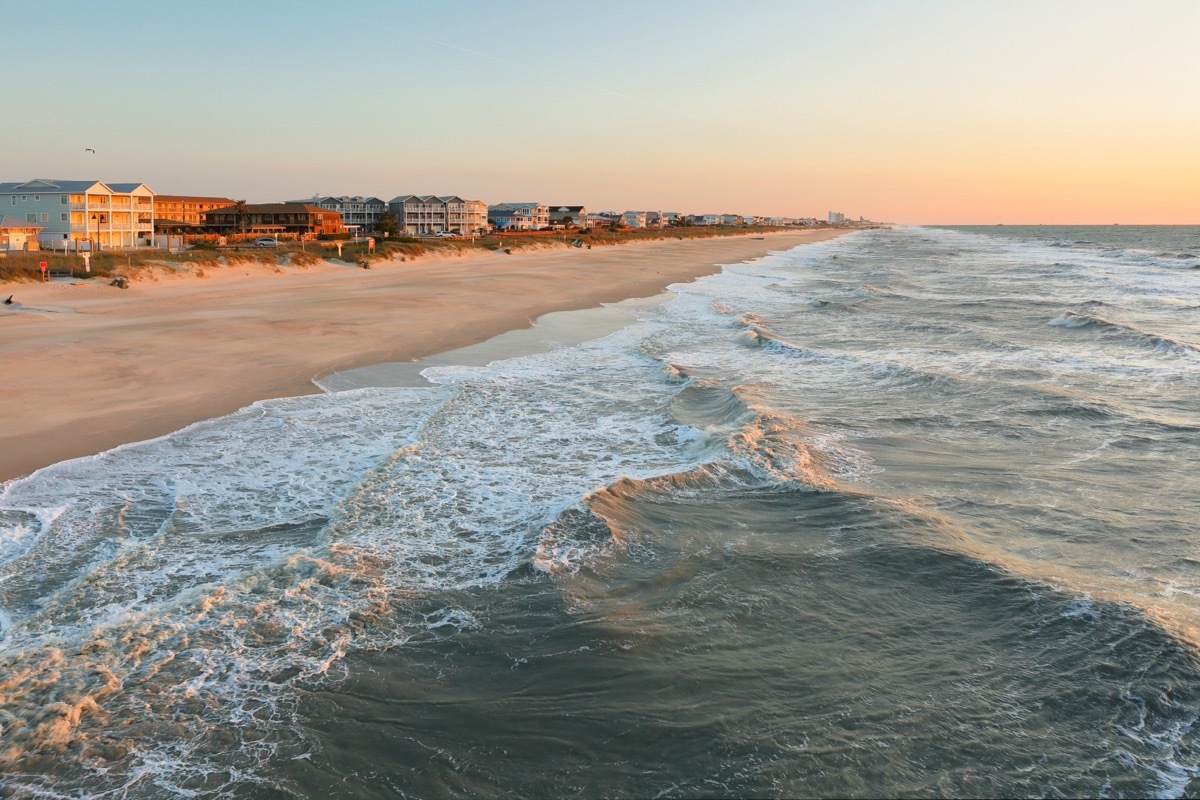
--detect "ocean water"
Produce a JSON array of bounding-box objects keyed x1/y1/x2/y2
[{"x1": 3, "y1": 225, "x2": 1200, "y2": 798}]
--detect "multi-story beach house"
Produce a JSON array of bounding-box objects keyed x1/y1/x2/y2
[
  {"x1": 621, "y1": 211, "x2": 648, "y2": 229},
  {"x1": 487, "y1": 202, "x2": 550, "y2": 231},
  {"x1": 202, "y1": 203, "x2": 342, "y2": 235},
  {"x1": 0, "y1": 179, "x2": 156, "y2": 250},
  {"x1": 547, "y1": 205, "x2": 588, "y2": 227},
  {"x1": 721, "y1": 214, "x2": 744, "y2": 226},
  {"x1": 0, "y1": 215, "x2": 44, "y2": 251},
  {"x1": 387, "y1": 195, "x2": 487, "y2": 235},
  {"x1": 154, "y1": 195, "x2": 235, "y2": 231},
  {"x1": 289, "y1": 196, "x2": 387, "y2": 233},
  {"x1": 584, "y1": 212, "x2": 619, "y2": 229}
]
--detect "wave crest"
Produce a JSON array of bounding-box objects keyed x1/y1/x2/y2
[{"x1": 1049, "y1": 311, "x2": 1200, "y2": 355}]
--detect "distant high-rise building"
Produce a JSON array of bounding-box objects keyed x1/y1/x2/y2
[{"x1": 828, "y1": 211, "x2": 846, "y2": 224}]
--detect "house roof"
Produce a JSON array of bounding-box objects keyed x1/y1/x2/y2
[
  {"x1": 287, "y1": 196, "x2": 386, "y2": 205},
  {"x1": 107, "y1": 182, "x2": 154, "y2": 194},
  {"x1": 0, "y1": 179, "x2": 154, "y2": 194},
  {"x1": 0, "y1": 214, "x2": 44, "y2": 230},
  {"x1": 325, "y1": 196, "x2": 386, "y2": 205},
  {"x1": 392, "y1": 195, "x2": 444, "y2": 204},
  {"x1": 0, "y1": 179, "x2": 107, "y2": 193},
  {"x1": 387, "y1": 195, "x2": 482, "y2": 205}
]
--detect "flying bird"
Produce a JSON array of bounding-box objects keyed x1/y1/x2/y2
[{"x1": 84, "y1": 148, "x2": 95, "y2": 153}]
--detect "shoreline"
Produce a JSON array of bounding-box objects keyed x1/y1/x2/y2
[{"x1": 0, "y1": 229, "x2": 845, "y2": 483}]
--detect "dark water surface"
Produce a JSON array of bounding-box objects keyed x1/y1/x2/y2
[{"x1": 3, "y1": 226, "x2": 1200, "y2": 797}]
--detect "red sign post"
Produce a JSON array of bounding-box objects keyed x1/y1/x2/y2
[{"x1": 39, "y1": 261, "x2": 47, "y2": 281}]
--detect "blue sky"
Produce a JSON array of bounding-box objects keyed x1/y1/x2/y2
[{"x1": 4, "y1": 1, "x2": 1197, "y2": 222}]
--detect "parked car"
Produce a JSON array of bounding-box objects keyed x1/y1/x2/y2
[
  {"x1": 436, "y1": 231, "x2": 457, "y2": 238},
  {"x1": 254, "y1": 237, "x2": 277, "y2": 247}
]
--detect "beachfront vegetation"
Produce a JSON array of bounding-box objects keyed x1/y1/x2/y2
[
  {"x1": 376, "y1": 211, "x2": 400, "y2": 237},
  {"x1": 0, "y1": 225, "x2": 799, "y2": 284}
]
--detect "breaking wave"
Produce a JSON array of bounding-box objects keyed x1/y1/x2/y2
[{"x1": 1048, "y1": 310, "x2": 1200, "y2": 355}]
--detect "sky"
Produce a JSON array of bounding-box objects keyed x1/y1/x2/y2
[{"x1": 4, "y1": 0, "x2": 1197, "y2": 224}]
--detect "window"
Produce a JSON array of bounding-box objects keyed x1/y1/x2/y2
[
  {"x1": 61, "y1": 196, "x2": 68, "y2": 205},
  {"x1": 61, "y1": 213, "x2": 68, "y2": 221},
  {"x1": 27, "y1": 214, "x2": 36, "y2": 222},
  {"x1": 34, "y1": 195, "x2": 40, "y2": 201},
  {"x1": 41, "y1": 213, "x2": 48, "y2": 222}
]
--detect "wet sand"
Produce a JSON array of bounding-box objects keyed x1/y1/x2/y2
[{"x1": 0, "y1": 230, "x2": 844, "y2": 482}]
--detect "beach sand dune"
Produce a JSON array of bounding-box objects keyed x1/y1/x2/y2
[{"x1": 0, "y1": 230, "x2": 842, "y2": 482}]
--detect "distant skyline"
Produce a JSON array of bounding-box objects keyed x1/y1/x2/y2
[{"x1": 4, "y1": 0, "x2": 1197, "y2": 224}]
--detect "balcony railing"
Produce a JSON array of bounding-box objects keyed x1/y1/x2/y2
[{"x1": 83, "y1": 222, "x2": 135, "y2": 231}]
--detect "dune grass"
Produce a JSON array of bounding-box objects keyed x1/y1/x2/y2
[{"x1": 0, "y1": 226, "x2": 823, "y2": 283}]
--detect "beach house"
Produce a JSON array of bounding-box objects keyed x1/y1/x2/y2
[
  {"x1": 0, "y1": 179, "x2": 156, "y2": 250},
  {"x1": 621, "y1": 211, "x2": 648, "y2": 229},
  {"x1": 388, "y1": 196, "x2": 488, "y2": 235},
  {"x1": 548, "y1": 205, "x2": 588, "y2": 227},
  {"x1": 584, "y1": 212, "x2": 619, "y2": 229},
  {"x1": 289, "y1": 196, "x2": 388, "y2": 233},
  {"x1": 487, "y1": 203, "x2": 550, "y2": 231},
  {"x1": 0, "y1": 215, "x2": 44, "y2": 252}
]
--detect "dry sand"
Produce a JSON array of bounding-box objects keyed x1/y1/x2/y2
[{"x1": 0, "y1": 230, "x2": 844, "y2": 482}]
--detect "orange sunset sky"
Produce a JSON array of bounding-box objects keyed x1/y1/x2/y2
[{"x1": 4, "y1": 1, "x2": 1197, "y2": 224}]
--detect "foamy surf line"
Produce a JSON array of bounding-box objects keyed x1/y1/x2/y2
[{"x1": 316, "y1": 298, "x2": 663, "y2": 392}]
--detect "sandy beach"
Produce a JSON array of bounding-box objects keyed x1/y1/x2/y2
[{"x1": 0, "y1": 230, "x2": 843, "y2": 482}]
